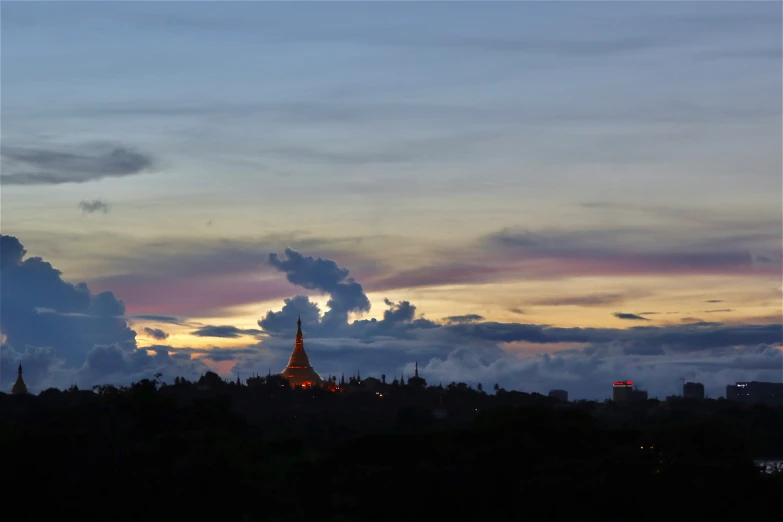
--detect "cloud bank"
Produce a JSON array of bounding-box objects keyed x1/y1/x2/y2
[{"x1": 2, "y1": 236, "x2": 780, "y2": 400}]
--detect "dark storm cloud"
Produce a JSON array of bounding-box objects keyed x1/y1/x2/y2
[
  {"x1": 350, "y1": 300, "x2": 438, "y2": 339},
  {"x1": 258, "y1": 295, "x2": 324, "y2": 336},
  {"x1": 78, "y1": 199, "x2": 111, "y2": 214},
  {"x1": 1, "y1": 343, "x2": 61, "y2": 391},
  {"x1": 0, "y1": 144, "x2": 154, "y2": 185},
  {"x1": 0, "y1": 235, "x2": 136, "y2": 367},
  {"x1": 704, "y1": 299, "x2": 724, "y2": 303},
  {"x1": 268, "y1": 248, "x2": 371, "y2": 325},
  {"x1": 383, "y1": 298, "x2": 416, "y2": 323},
  {"x1": 0, "y1": 235, "x2": 208, "y2": 392},
  {"x1": 190, "y1": 325, "x2": 262, "y2": 338},
  {"x1": 143, "y1": 327, "x2": 169, "y2": 340},
  {"x1": 76, "y1": 344, "x2": 209, "y2": 388},
  {"x1": 614, "y1": 313, "x2": 649, "y2": 321}
]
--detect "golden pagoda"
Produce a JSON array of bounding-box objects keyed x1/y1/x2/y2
[
  {"x1": 12, "y1": 363, "x2": 28, "y2": 395},
  {"x1": 280, "y1": 317, "x2": 324, "y2": 388}
]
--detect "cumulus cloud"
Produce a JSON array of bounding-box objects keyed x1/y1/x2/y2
[
  {"x1": 77, "y1": 344, "x2": 209, "y2": 388},
  {"x1": 0, "y1": 235, "x2": 212, "y2": 392},
  {"x1": 258, "y1": 295, "x2": 323, "y2": 335},
  {"x1": 0, "y1": 235, "x2": 135, "y2": 367},
  {"x1": 268, "y1": 248, "x2": 371, "y2": 326},
  {"x1": 1, "y1": 342, "x2": 63, "y2": 391},
  {"x1": 78, "y1": 199, "x2": 111, "y2": 214},
  {"x1": 0, "y1": 144, "x2": 154, "y2": 185}
]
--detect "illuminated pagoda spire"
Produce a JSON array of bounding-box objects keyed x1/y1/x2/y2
[
  {"x1": 12, "y1": 363, "x2": 28, "y2": 395},
  {"x1": 279, "y1": 316, "x2": 324, "y2": 388}
]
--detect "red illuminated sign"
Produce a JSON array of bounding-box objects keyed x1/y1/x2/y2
[{"x1": 612, "y1": 381, "x2": 633, "y2": 386}]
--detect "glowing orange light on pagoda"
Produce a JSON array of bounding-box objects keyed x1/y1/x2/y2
[{"x1": 279, "y1": 317, "x2": 326, "y2": 388}]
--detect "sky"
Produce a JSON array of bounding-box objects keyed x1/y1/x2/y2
[{"x1": 1, "y1": 0, "x2": 781, "y2": 399}]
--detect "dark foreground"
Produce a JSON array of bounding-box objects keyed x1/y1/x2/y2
[{"x1": 2, "y1": 378, "x2": 781, "y2": 521}]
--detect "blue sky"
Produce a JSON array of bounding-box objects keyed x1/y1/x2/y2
[{"x1": 1, "y1": 1, "x2": 781, "y2": 398}]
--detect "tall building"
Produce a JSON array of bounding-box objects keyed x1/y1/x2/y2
[
  {"x1": 279, "y1": 317, "x2": 324, "y2": 388},
  {"x1": 548, "y1": 389, "x2": 568, "y2": 402},
  {"x1": 726, "y1": 381, "x2": 783, "y2": 406},
  {"x1": 12, "y1": 363, "x2": 28, "y2": 395},
  {"x1": 683, "y1": 382, "x2": 705, "y2": 399},
  {"x1": 612, "y1": 381, "x2": 647, "y2": 402}
]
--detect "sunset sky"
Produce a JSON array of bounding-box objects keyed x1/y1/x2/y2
[{"x1": 1, "y1": 0, "x2": 781, "y2": 399}]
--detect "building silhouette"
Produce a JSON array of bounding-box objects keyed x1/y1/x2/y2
[
  {"x1": 548, "y1": 389, "x2": 568, "y2": 402},
  {"x1": 407, "y1": 362, "x2": 427, "y2": 388},
  {"x1": 726, "y1": 381, "x2": 783, "y2": 406},
  {"x1": 612, "y1": 381, "x2": 647, "y2": 402},
  {"x1": 12, "y1": 363, "x2": 28, "y2": 395},
  {"x1": 279, "y1": 317, "x2": 324, "y2": 388},
  {"x1": 683, "y1": 382, "x2": 704, "y2": 399}
]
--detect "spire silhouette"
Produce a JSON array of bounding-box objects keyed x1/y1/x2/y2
[{"x1": 12, "y1": 362, "x2": 28, "y2": 395}]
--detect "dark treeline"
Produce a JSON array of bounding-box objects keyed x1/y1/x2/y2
[{"x1": 3, "y1": 373, "x2": 782, "y2": 521}]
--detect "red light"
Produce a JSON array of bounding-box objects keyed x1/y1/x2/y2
[{"x1": 613, "y1": 381, "x2": 633, "y2": 386}]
